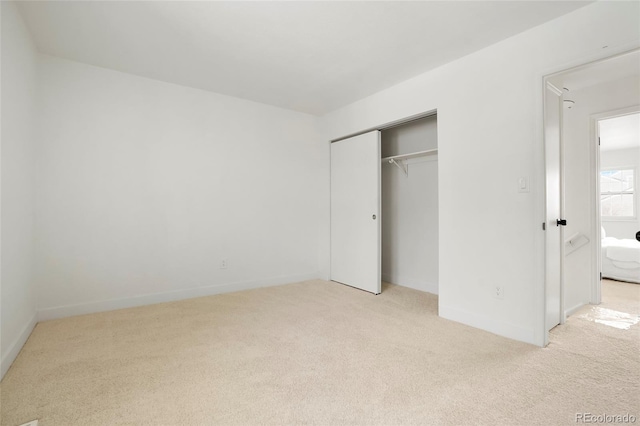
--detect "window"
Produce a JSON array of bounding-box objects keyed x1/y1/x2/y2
[{"x1": 600, "y1": 168, "x2": 635, "y2": 218}]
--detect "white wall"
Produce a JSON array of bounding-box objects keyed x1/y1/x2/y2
[
  {"x1": 600, "y1": 147, "x2": 640, "y2": 239},
  {"x1": 320, "y1": 1, "x2": 640, "y2": 346},
  {"x1": 2, "y1": 2, "x2": 639, "y2": 368},
  {"x1": 35, "y1": 55, "x2": 325, "y2": 319},
  {"x1": 381, "y1": 117, "x2": 438, "y2": 293},
  {"x1": 562, "y1": 76, "x2": 640, "y2": 315},
  {"x1": 0, "y1": 1, "x2": 39, "y2": 378}
]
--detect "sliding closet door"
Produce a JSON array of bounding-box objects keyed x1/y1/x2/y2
[{"x1": 330, "y1": 131, "x2": 381, "y2": 294}]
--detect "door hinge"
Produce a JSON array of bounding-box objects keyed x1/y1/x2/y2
[
  {"x1": 598, "y1": 137, "x2": 601, "y2": 146},
  {"x1": 600, "y1": 272, "x2": 602, "y2": 280},
  {"x1": 542, "y1": 222, "x2": 546, "y2": 231}
]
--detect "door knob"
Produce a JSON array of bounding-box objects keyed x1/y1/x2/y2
[
  {"x1": 556, "y1": 219, "x2": 567, "y2": 226},
  {"x1": 372, "y1": 214, "x2": 376, "y2": 220}
]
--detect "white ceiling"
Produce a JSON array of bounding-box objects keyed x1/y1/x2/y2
[
  {"x1": 600, "y1": 113, "x2": 640, "y2": 152},
  {"x1": 17, "y1": 1, "x2": 592, "y2": 115}
]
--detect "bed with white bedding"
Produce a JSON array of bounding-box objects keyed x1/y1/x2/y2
[{"x1": 601, "y1": 233, "x2": 640, "y2": 284}]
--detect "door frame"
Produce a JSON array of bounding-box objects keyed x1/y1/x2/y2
[
  {"x1": 330, "y1": 110, "x2": 438, "y2": 143},
  {"x1": 590, "y1": 106, "x2": 640, "y2": 304},
  {"x1": 539, "y1": 46, "x2": 639, "y2": 346}
]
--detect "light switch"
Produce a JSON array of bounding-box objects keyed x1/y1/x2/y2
[{"x1": 518, "y1": 177, "x2": 529, "y2": 193}]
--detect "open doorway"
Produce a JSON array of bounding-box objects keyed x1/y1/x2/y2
[
  {"x1": 598, "y1": 111, "x2": 640, "y2": 310},
  {"x1": 544, "y1": 49, "x2": 640, "y2": 339}
]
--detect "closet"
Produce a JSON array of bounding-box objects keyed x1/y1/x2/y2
[{"x1": 330, "y1": 114, "x2": 439, "y2": 295}]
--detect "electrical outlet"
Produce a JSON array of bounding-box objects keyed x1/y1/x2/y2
[
  {"x1": 220, "y1": 258, "x2": 228, "y2": 269},
  {"x1": 494, "y1": 286, "x2": 504, "y2": 300}
]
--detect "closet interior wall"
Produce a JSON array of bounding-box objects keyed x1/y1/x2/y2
[{"x1": 381, "y1": 116, "x2": 439, "y2": 294}]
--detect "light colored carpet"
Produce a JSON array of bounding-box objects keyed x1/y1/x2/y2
[{"x1": 1, "y1": 279, "x2": 638, "y2": 426}]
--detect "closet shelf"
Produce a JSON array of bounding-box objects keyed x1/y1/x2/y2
[{"x1": 382, "y1": 149, "x2": 437, "y2": 176}]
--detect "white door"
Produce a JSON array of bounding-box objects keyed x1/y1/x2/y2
[
  {"x1": 330, "y1": 131, "x2": 381, "y2": 294},
  {"x1": 545, "y1": 82, "x2": 565, "y2": 331}
]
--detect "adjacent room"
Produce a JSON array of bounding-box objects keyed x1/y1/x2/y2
[
  {"x1": 599, "y1": 113, "x2": 640, "y2": 284},
  {"x1": 598, "y1": 111, "x2": 640, "y2": 328},
  {"x1": 552, "y1": 50, "x2": 640, "y2": 332},
  {"x1": 1, "y1": 1, "x2": 639, "y2": 425}
]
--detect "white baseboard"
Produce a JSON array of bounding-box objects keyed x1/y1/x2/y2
[
  {"x1": 1, "y1": 312, "x2": 38, "y2": 380},
  {"x1": 565, "y1": 302, "x2": 586, "y2": 317},
  {"x1": 439, "y1": 304, "x2": 537, "y2": 346},
  {"x1": 381, "y1": 272, "x2": 438, "y2": 295},
  {"x1": 38, "y1": 272, "x2": 320, "y2": 322}
]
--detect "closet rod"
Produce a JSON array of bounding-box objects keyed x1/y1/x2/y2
[
  {"x1": 381, "y1": 148, "x2": 438, "y2": 163},
  {"x1": 382, "y1": 149, "x2": 437, "y2": 177}
]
